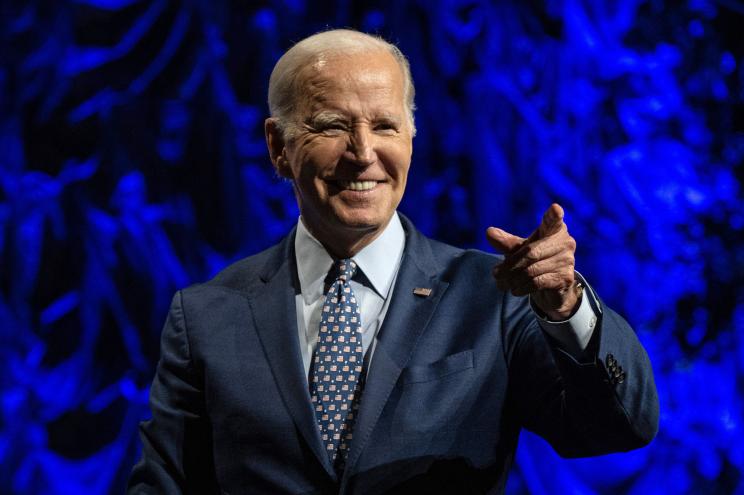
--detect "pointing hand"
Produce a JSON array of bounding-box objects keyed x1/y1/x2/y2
[{"x1": 486, "y1": 204, "x2": 580, "y2": 320}]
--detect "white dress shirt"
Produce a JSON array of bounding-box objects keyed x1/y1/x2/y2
[
  {"x1": 294, "y1": 213, "x2": 406, "y2": 377},
  {"x1": 293, "y1": 212, "x2": 599, "y2": 377}
]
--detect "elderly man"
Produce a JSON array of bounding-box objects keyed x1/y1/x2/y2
[{"x1": 128, "y1": 30, "x2": 658, "y2": 494}]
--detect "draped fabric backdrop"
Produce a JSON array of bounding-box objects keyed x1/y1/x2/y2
[{"x1": 1, "y1": 0, "x2": 743, "y2": 493}]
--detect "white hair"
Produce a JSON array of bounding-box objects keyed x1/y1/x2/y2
[{"x1": 267, "y1": 29, "x2": 416, "y2": 138}]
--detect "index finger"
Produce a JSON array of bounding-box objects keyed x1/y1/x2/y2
[{"x1": 531, "y1": 203, "x2": 565, "y2": 241}]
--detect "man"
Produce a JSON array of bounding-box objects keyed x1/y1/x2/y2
[{"x1": 128, "y1": 30, "x2": 659, "y2": 494}]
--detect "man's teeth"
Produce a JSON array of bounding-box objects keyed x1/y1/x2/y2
[{"x1": 339, "y1": 181, "x2": 377, "y2": 191}]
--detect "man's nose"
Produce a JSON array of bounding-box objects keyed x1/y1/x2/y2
[{"x1": 347, "y1": 126, "x2": 376, "y2": 166}]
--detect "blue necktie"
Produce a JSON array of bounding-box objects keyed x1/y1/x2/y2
[{"x1": 309, "y1": 259, "x2": 365, "y2": 469}]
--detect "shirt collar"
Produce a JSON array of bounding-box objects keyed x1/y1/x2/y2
[{"x1": 294, "y1": 212, "x2": 406, "y2": 304}]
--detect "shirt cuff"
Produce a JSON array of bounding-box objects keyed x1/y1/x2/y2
[{"x1": 529, "y1": 272, "x2": 599, "y2": 356}]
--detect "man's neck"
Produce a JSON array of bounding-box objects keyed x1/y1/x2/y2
[{"x1": 299, "y1": 216, "x2": 393, "y2": 259}]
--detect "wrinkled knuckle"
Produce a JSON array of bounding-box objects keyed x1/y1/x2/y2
[
  {"x1": 526, "y1": 246, "x2": 541, "y2": 262},
  {"x1": 533, "y1": 274, "x2": 547, "y2": 289}
]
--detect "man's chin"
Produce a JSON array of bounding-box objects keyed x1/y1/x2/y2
[
  {"x1": 333, "y1": 210, "x2": 396, "y2": 232},
  {"x1": 335, "y1": 218, "x2": 383, "y2": 233},
  {"x1": 302, "y1": 208, "x2": 394, "y2": 240}
]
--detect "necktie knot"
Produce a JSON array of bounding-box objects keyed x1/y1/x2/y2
[{"x1": 334, "y1": 259, "x2": 357, "y2": 282}]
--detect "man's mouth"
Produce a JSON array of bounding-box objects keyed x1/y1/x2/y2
[{"x1": 337, "y1": 180, "x2": 379, "y2": 191}]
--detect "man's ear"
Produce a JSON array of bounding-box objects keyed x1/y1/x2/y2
[{"x1": 265, "y1": 118, "x2": 292, "y2": 179}]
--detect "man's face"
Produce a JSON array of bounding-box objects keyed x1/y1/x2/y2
[{"x1": 268, "y1": 50, "x2": 413, "y2": 252}]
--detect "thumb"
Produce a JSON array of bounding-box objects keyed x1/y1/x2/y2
[
  {"x1": 535, "y1": 203, "x2": 565, "y2": 239},
  {"x1": 486, "y1": 227, "x2": 524, "y2": 255}
]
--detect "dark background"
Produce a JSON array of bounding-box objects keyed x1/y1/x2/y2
[{"x1": 1, "y1": 0, "x2": 743, "y2": 493}]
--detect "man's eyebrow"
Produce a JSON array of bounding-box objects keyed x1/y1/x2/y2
[
  {"x1": 305, "y1": 112, "x2": 402, "y2": 129},
  {"x1": 306, "y1": 112, "x2": 348, "y2": 126},
  {"x1": 374, "y1": 115, "x2": 402, "y2": 125}
]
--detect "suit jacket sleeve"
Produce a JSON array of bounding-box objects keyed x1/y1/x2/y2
[
  {"x1": 127, "y1": 291, "x2": 219, "y2": 494},
  {"x1": 503, "y1": 288, "x2": 659, "y2": 458}
]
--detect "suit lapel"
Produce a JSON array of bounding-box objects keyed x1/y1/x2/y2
[
  {"x1": 343, "y1": 220, "x2": 449, "y2": 480},
  {"x1": 247, "y1": 233, "x2": 337, "y2": 479}
]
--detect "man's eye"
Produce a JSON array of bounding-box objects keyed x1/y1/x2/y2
[
  {"x1": 315, "y1": 123, "x2": 347, "y2": 134},
  {"x1": 375, "y1": 123, "x2": 398, "y2": 133}
]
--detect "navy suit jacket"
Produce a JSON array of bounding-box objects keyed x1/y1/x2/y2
[{"x1": 128, "y1": 216, "x2": 659, "y2": 494}]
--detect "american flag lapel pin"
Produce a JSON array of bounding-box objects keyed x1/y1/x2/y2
[{"x1": 413, "y1": 287, "x2": 432, "y2": 297}]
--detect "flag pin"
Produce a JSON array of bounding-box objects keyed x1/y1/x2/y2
[{"x1": 413, "y1": 287, "x2": 432, "y2": 297}]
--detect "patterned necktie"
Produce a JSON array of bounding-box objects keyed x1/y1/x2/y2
[{"x1": 309, "y1": 259, "x2": 365, "y2": 470}]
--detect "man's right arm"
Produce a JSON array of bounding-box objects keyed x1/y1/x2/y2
[{"x1": 127, "y1": 291, "x2": 218, "y2": 494}]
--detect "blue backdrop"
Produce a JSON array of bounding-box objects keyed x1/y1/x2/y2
[{"x1": 1, "y1": 0, "x2": 743, "y2": 493}]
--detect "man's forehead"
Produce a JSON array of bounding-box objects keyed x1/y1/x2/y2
[
  {"x1": 288, "y1": 49, "x2": 408, "y2": 122},
  {"x1": 299, "y1": 77, "x2": 403, "y2": 116}
]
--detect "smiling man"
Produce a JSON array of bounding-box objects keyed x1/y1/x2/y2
[{"x1": 128, "y1": 30, "x2": 659, "y2": 494}]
